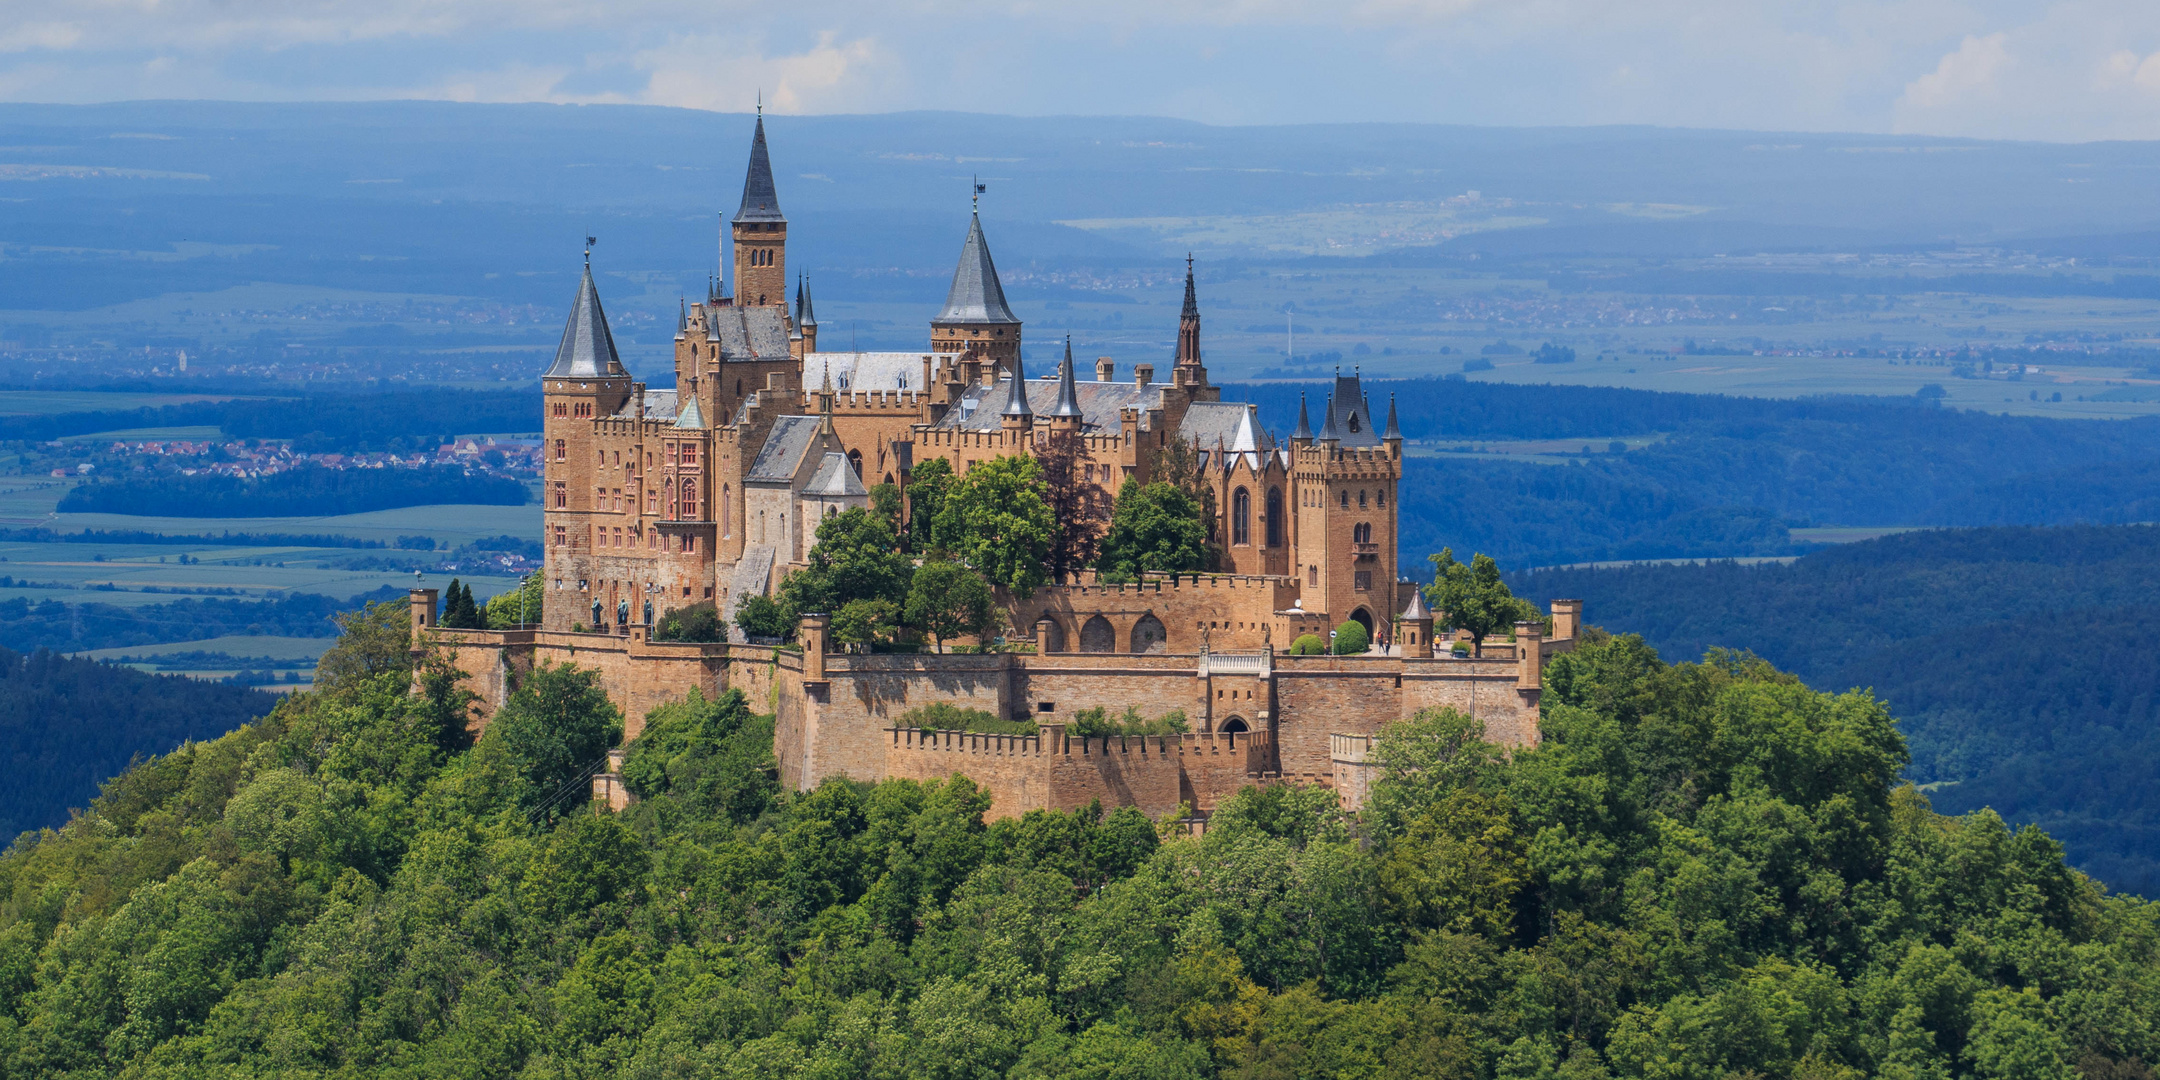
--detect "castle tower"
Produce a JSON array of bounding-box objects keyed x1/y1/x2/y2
[
  {"x1": 794, "y1": 275, "x2": 819, "y2": 355},
  {"x1": 730, "y1": 110, "x2": 786, "y2": 308},
  {"x1": 1047, "y1": 336, "x2": 1083, "y2": 434},
  {"x1": 932, "y1": 191, "x2": 1022, "y2": 376},
  {"x1": 541, "y1": 253, "x2": 633, "y2": 628},
  {"x1": 998, "y1": 345, "x2": 1034, "y2": 438},
  {"x1": 1173, "y1": 256, "x2": 1208, "y2": 390},
  {"x1": 1290, "y1": 373, "x2": 1399, "y2": 646}
]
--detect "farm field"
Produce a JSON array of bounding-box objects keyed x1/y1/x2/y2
[
  {"x1": 0, "y1": 537, "x2": 518, "y2": 601},
  {"x1": 52, "y1": 500, "x2": 543, "y2": 548},
  {"x1": 0, "y1": 390, "x2": 257, "y2": 415}
]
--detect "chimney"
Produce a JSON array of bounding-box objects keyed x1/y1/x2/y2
[
  {"x1": 1096, "y1": 357, "x2": 1115, "y2": 382},
  {"x1": 1550, "y1": 599, "x2": 1582, "y2": 641},
  {"x1": 1134, "y1": 364, "x2": 1154, "y2": 388}
]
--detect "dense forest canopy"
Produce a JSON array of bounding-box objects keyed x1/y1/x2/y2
[
  {"x1": 0, "y1": 646, "x2": 279, "y2": 840},
  {"x1": 1, "y1": 613, "x2": 2154, "y2": 1079},
  {"x1": 4, "y1": 389, "x2": 539, "y2": 451},
  {"x1": 1511, "y1": 524, "x2": 2160, "y2": 897},
  {"x1": 58, "y1": 465, "x2": 528, "y2": 518}
]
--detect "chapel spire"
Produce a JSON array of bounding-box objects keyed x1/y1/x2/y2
[
  {"x1": 729, "y1": 109, "x2": 787, "y2": 308},
  {"x1": 1173, "y1": 254, "x2": 1206, "y2": 388}
]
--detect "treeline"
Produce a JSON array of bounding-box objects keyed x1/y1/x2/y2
[
  {"x1": 1369, "y1": 394, "x2": 2160, "y2": 564},
  {"x1": 1549, "y1": 267, "x2": 2160, "y2": 300},
  {"x1": 5, "y1": 387, "x2": 538, "y2": 450},
  {"x1": 0, "y1": 526, "x2": 390, "y2": 549},
  {"x1": 1510, "y1": 523, "x2": 2160, "y2": 893},
  {"x1": 0, "y1": 587, "x2": 400, "y2": 654},
  {"x1": 58, "y1": 464, "x2": 528, "y2": 517},
  {"x1": 0, "y1": 646, "x2": 278, "y2": 839},
  {"x1": 2, "y1": 620, "x2": 2156, "y2": 1077}
]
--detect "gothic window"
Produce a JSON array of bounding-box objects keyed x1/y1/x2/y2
[
  {"x1": 685, "y1": 535, "x2": 697, "y2": 554},
  {"x1": 1340, "y1": 490, "x2": 1350, "y2": 509},
  {"x1": 1232, "y1": 487, "x2": 1251, "y2": 546},
  {"x1": 1359, "y1": 489, "x2": 1368, "y2": 508},
  {"x1": 1377, "y1": 488, "x2": 1386, "y2": 508},
  {"x1": 1354, "y1": 523, "x2": 1372, "y2": 544},
  {"x1": 553, "y1": 482, "x2": 566, "y2": 508},
  {"x1": 1308, "y1": 565, "x2": 1319, "y2": 586},
  {"x1": 554, "y1": 439, "x2": 566, "y2": 461},
  {"x1": 1080, "y1": 615, "x2": 1115, "y2": 653},
  {"x1": 1266, "y1": 488, "x2": 1284, "y2": 547},
  {"x1": 848, "y1": 449, "x2": 864, "y2": 481}
]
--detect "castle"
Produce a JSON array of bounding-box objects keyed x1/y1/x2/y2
[{"x1": 417, "y1": 114, "x2": 1582, "y2": 819}]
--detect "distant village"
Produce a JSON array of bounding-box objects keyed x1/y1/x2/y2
[{"x1": 41, "y1": 435, "x2": 544, "y2": 480}]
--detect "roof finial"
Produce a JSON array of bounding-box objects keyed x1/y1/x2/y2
[
  {"x1": 972, "y1": 175, "x2": 986, "y2": 213},
  {"x1": 584, "y1": 234, "x2": 595, "y2": 266},
  {"x1": 756, "y1": 90, "x2": 762, "y2": 117}
]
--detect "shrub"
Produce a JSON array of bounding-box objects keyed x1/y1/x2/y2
[
  {"x1": 1332, "y1": 620, "x2": 1371, "y2": 655},
  {"x1": 734, "y1": 593, "x2": 793, "y2": 641},
  {"x1": 904, "y1": 701, "x2": 1037, "y2": 736},
  {"x1": 1070, "y1": 705, "x2": 1189, "y2": 737},
  {"x1": 1289, "y1": 633, "x2": 1327, "y2": 655},
  {"x1": 655, "y1": 601, "x2": 727, "y2": 644}
]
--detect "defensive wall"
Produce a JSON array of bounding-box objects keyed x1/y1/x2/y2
[{"x1": 409, "y1": 588, "x2": 1582, "y2": 820}]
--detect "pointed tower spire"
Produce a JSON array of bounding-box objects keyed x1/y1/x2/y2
[
  {"x1": 1384, "y1": 393, "x2": 1401, "y2": 441},
  {"x1": 1051, "y1": 336, "x2": 1083, "y2": 421},
  {"x1": 1293, "y1": 392, "x2": 1313, "y2": 441},
  {"x1": 819, "y1": 360, "x2": 836, "y2": 434},
  {"x1": 1000, "y1": 349, "x2": 1033, "y2": 419},
  {"x1": 937, "y1": 211, "x2": 1020, "y2": 326},
  {"x1": 799, "y1": 276, "x2": 818, "y2": 330},
  {"x1": 1174, "y1": 254, "x2": 1204, "y2": 380},
  {"x1": 544, "y1": 260, "x2": 625, "y2": 378},
  {"x1": 675, "y1": 297, "x2": 687, "y2": 340},
  {"x1": 734, "y1": 112, "x2": 782, "y2": 223},
  {"x1": 1317, "y1": 394, "x2": 1341, "y2": 443}
]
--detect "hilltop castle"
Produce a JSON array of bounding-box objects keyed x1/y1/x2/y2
[{"x1": 419, "y1": 115, "x2": 1582, "y2": 820}]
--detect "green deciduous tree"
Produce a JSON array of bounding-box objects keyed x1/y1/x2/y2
[
  {"x1": 313, "y1": 599, "x2": 412, "y2": 693},
  {"x1": 733, "y1": 592, "x2": 794, "y2": 641},
  {"x1": 933, "y1": 455, "x2": 1057, "y2": 597},
  {"x1": 1426, "y1": 548, "x2": 1542, "y2": 656},
  {"x1": 654, "y1": 600, "x2": 727, "y2": 643},
  {"x1": 481, "y1": 661, "x2": 622, "y2": 817},
  {"x1": 906, "y1": 560, "x2": 998, "y2": 653},
  {"x1": 905, "y1": 456, "x2": 956, "y2": 554},
  {"x1": 780, "y1": 506, "x2": 915, "y2": 618},
  {"x1": 485, "y1": 571, "x2": 544, "y2": 628},
  {"x1": 1096, "y1": 478, "x2": 1210, "y2": 582}
]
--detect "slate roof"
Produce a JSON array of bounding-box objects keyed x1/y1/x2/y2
[
  {"x1": 606, "y1": 389, "x2": 681, "y2": 423},
  {"x1": 933, "y1": 377, "x2": 1163, "y2": 433},
  {"x1": 1050, "y1": 341, "x2": 1083, "y2": 419},
  {"x1": 809, "y1": 352, "x2": 948, "y2": 393},
  {"x1": 934, "y1": 212, "x2": 1020, "y2": 326},
  {"x1": 544, "y1": 263, "x2": 626, "y2": 379},
  {"x1": 747, "y1": 415, "x2": 823, "y2": 484},
  {"x1": 1321, "y1": 374, "x2": 1383, "y2": 447},
  {"x1": 733, "y1": 115, "x2": 784, "y2": 223},
  {"x1": 672, "y1": 392, "x2": 707, "y2": 431},
  {"x1": 705, "y1": 305, "x2": 791, "y2": 360},
  {"x1": 1401, "y1": 587, "x2": 1432, "y2": 621},
  {"x1": 804, "y1": 452, "x2": 867, "y2": 497},
  {"x1": 1000, "y1": 351, "x2": 1033, "y2": 417}
]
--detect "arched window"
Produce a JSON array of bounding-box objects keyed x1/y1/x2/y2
[
  {"x1": 1232, "y1": 487, "x2": 1251, "y2": 546},
  {"x1": 847, "y1": 449, "x2": 864, "y2": 482},
  {"x1": 1266, "y1": 488, "x2": 1284, "y2": 547},
  {"x1": 1340, "y1": 490, "x2": 1350, "y2": 509},
  {"x1": 1131, "y1": 614, "x2": 1166, "y2": 654},
  {"x1": 1080, "y1": 615, "x2": 1115, "y2": 653},
  {"x1": 1359, "y1": 489, "x2": 1368, "y2": 508}
]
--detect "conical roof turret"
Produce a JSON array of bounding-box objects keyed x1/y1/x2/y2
[
  {"x1": 798, "y1": 275, "x2": 817, "y2": 329},
  {"x1": 1000, "y1": 350, "x2": 1033, "y2": 418},
  {"x1": 1400, "y1": 586, "x2": 1432, "y2": 621},
  {"x1": 936, "y1": 211, "x2": 1021, "y2": 325},
  {"x1": 1316, "y1": 394, "x2": 1340, "y2": 442},
  {"x1": 544, "y1": 260, "x2": 625, "y2": 379},
  {"x1": 733, "y1": 112, "x2": 784, "y2": 223},
  {"x1": 674, "y1": 297, "x2": 687, "y2": 340},
  {"x1": 1293, "y1": 392, "x2": 1313, "y2": 440},
  {"x1": 1384, "y1": 393, "x2": 1401, "y2": 440},
  {"x1": 1051, "y1": 336, "x2": 1083, "y2": 419}
]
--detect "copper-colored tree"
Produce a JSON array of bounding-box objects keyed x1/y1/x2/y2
[{"x1": 1035, "y1": 427, "x2": 1114, "y2": 583}]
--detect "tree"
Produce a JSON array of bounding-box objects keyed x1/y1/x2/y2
[
  {"x1": 482, "y1": 661, "x2": 622, "y2": 817},
  {"x1": 314, "y1": 599, "x2": 412, "y2": 693},
  {"x1": 1332, "y1": 619, "x2": 1370, "y2": 655},
  {"x1": 1096, "y1": 479, "x2": 1211, "y2": 582},
  {"x1": 734, "y1": 593, "x2": 794, "y2": 642},
  {"x1": 439, "y1": 580, "x2": 481, "y2": 629},
  {"x1": 1036, "y1": 427, "x2": 1113, "y2": 583},
  {"x1": 1425, "y1": 548, "x2": 1541, "y2": 657},
  {"x1": 904, "y1": 457, "x2": 955, "y2": 554},
  {"x1": 831, "y1": 597, "x2": 899, "y2": 653},
  {"x1": 654, "y1": 601, "x2": 727, "y2": 643},
  {"x1": 869, "y1": 481, "x2": 904, "y2": 532},
  {"x1": 905, "y1": 560, "x2": 998, "y2": 653},
  {"x1": 484, "y1": 572, "x2": 544, "y2": 628},
  {"x1": 931, "y1": 455, "x2": 1056, "y2": 598},
  {"x1": 778, "y1": 506, "x2": 913, "y2": 616},
  {"x1": 1151, "y1": 433, "x2": 1222, "y2": 570}
]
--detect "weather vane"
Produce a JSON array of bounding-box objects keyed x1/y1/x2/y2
[
  {"x1": 973, "y1": 175, "x2": 986, "y2": 212},
  {"x1": 584, "y1": 235, "x2": 596, "y2": 264}
]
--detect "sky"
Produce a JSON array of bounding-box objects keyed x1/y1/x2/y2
[{"x1": 1, "y1": 1, "x2": 2158, "y2": 142}]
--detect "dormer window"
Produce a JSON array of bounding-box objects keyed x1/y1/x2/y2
[{"x1": 1347, "y1": 412, "x2": 1360, "y2": 434}]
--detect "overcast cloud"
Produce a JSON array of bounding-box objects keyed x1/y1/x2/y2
[{"x1": 0, "y1": 0, "x2": 2156, "y2": 140}]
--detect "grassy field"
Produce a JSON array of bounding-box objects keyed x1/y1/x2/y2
[
  {"x1": 0, "y1": 536, "x2": 522, "y2": 601},
  {"x1": 72, "y1": 634, "x2": 335, "y2": 661},
  {"x1": 52, "y1": 500, "x2": 543, "y2": 547},
  {"x1": 58, "y1": 425, "x2": 226, "y2": 442}
]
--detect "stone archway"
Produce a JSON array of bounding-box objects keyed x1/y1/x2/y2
[
  {"x1": 1349, "y1": 607, "x2": 1375, "y2": 643},
  {"x1": 1220, "y1": 716, "x2": 1249, "y2": 734},
  {"x1": 1037, "y1": 618, "x2": 1067, "y2": 653},
  {"x1": 1080, "y1": 615, "x2": 1115, "y2": 653},
  {"x1": 1131, "y1": 613, "x2": 1166, "y2": 654}
]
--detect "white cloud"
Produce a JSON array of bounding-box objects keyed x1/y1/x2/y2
[
  {"x1": 635, "y1": 31, "x2": 882, "y2": 113},
  {"x1": 1900, "y1": 32, "x2": 2011, "y2": 110}
]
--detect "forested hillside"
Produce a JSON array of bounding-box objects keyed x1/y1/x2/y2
[
  {"x1": 0, "y1": 646, "x2": 279, "y2": 840},
  {"x1": 4, "y1": 388, "x2": 539, "y2": 450},
  {"x1": 1511, "y1": 524, "x2": 2160, "y2": 894},
  {"x1": 58, "y1": 464, "x2": 527, "y2": 517},
  {"x1": 2, "y1": 620, "x2": 2154, "y2": 1079},
  {"x1": 1228, "y1": 378, "x2": 2160, "y2": 565}
]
